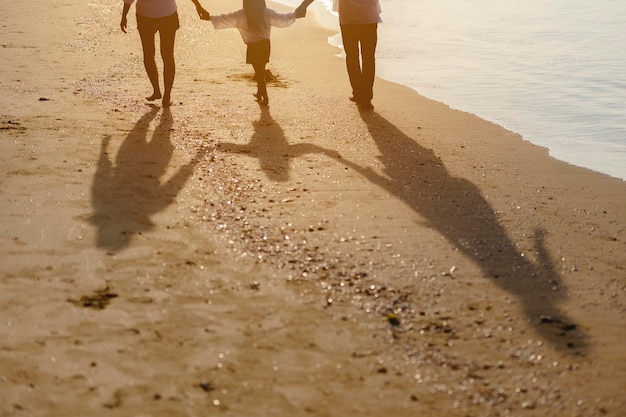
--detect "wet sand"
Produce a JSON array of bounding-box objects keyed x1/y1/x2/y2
[{"x1": 1, "y1": 1, "x2": 625, "y2": 416}]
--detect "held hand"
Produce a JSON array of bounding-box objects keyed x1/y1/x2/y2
[
  {"x1": 295, "y1": 0, "x2": 314, "y2": 18},
  {"x1": 295, "y1": 5, "x2": 306, "y2": 18},
  {"x1": 195, "y1": 6, "x2": 211, "y2": 20}
]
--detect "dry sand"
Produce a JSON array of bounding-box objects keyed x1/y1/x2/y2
[{"x1": 1, "y1": 1, "x2": 625, "y2": 416}]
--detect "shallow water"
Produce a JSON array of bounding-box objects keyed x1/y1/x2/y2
[{"x1": 279, "y1": 0, "x2": 626, "y2": 180}]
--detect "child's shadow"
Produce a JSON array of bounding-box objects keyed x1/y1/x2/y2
[
  {"x1": 330, "y1": 109, "x2": 587, "y2": 352},
  {"x1": 218, "y1": 106, "x2": 337, "y2": 182},
  {"x1": 89, "y1": 106, "x2": 204, "y2": 252}
]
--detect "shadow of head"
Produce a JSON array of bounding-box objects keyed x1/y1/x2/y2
[
  {"x1": 350, "y1": 109, "x2": 587, "y2": 352},
  {"x1": 88, "y1": 107, "x2": 201, "y2": 252}
]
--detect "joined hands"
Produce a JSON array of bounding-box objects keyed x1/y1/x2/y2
[
  {"x1": 296, "y1": 0, "x2": 315, "y2": 18},
  {"x1": 192, "y1": 0, "x2": 210, "y2": 20},
  {"x1": 196, "y1": 6, "x2": 210, "y2": 20}
]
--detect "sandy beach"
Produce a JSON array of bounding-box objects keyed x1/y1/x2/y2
[{"x1": 1, "y1": 1, "x2": 625, "y2": 416}]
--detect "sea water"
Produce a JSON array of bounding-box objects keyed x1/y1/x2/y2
[{"x1": 278, "y1": 0, "x2": 626, "y2": 180}]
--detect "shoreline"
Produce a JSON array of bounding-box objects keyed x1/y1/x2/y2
[
  {"x1": 279, "y1": 0, "x2": 626, "y2": 181},
  {"x1": 1, "y1": 1, "x2": 625, "y2": 416}
]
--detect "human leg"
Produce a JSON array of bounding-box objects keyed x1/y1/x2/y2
[
  {"x1": 159, "y1": 29, "x2": 176, "y2": 107},
  {"x1": 359, "y1": 23, "x2": 378, "y2": 103},
  {"x1": 252, "y1": 62, "x2": 268, "y2": 106},
  {"x1": 158, "y1": 13, "x2": 179, "y2": 107},
  {"x1": 247, "y1": 40, "x2": 270, "y2": 106},
  {"x1": 137, "y1": 16, "x2": 161, "y2": 101},
  {"x1": 340, "y1": 24, "x2": 363, "y2": 101}
]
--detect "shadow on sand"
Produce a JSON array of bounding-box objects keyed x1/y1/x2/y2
[
  {"x1": 331, "y1": 109, "x2": 586, "y2": 352},
  {"x1": 89, "y1": 106, "x2": 204, "y2": 252},
  {"x1": 218, "y1": 105, "x2": 337, "y2": 182}
]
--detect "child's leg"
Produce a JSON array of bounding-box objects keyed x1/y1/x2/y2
[{"x1": 252, "y1": 63, "x2": 268, "y2": 105}]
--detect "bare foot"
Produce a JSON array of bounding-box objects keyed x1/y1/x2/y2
[
  {"x1": 162, "y1": 95, "x2": 172, "y2": 107},
  {"x1": 253, "y1": 93, "x2": 268, "y2": 106},
  {"x1": 146, "y1": 92, "x2": 162, "y2": 101}
]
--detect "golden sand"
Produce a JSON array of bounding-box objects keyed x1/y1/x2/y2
[{"x1": 1, "y1": 1, "x2": 624, "y2": 415}]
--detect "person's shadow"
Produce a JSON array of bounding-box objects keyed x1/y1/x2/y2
[
  {"x1": 89, "y1": 106, "x2": 204, "y2": 252},
  {"x1": 330, "y1": 109, "x2": 586, "y2": 352},
  {"x1": 218, "y1": 106, "x2": 338, "y2": 182}
]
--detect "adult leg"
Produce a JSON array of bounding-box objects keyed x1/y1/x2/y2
[
  {"x1": 340, "y1": 24, "x2": 363, "y2": 101},
  {"x1": 159, "y1": 27, "x2": 177, "y2": 107},
  {"x1": 359, "y1": 23, "x2": 378, "y2": 103},
  {"x1": 138, "y1": 23, "x2": 161, "y2": 101}
]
